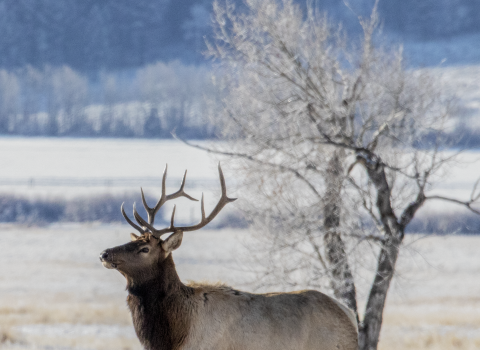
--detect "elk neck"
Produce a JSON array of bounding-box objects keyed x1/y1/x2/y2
[
  {"x1": 126, "y1": 253, "x2": 194, "y2": 350},
  {"x1": 126, "y1": 253, "x2": 186, "y2": 295}
]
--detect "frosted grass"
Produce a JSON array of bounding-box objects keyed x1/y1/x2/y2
[{"x1": 16, "y1": 324, "x2": 136, "y2": 339}]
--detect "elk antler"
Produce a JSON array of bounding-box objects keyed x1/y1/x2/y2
[
  {"x1": 121, "y1": 202, "x2": 147, "y2": 234},
  {"x1": 141, "y1": 165, "x2": 197, "y2": 225},
  {"x1": 121, "y1": 164, "x2": 198, "y2": 235},
  {"x1": 123, "y1": 163, "x2": 237, "y2": 237}
]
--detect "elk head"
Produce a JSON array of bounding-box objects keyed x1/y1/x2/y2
[{"x1": 99, "y1": 164, "x2": 236, "y2": 284}]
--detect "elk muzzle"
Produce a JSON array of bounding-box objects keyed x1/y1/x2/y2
[{"x1": 99, "y1": 249, "x2": 117, "y2": 269}]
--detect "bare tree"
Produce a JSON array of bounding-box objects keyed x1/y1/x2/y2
[
  {"x1": 181, "y1": 1, "x2": 480, "y2": 349},
  {"x1": 136, "y1": 61, "x2": 216, "y2": 138}
]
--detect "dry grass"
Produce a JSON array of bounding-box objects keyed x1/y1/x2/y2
[
  {"x1": 380, "y1": 299, "x2": 480, "y2": 350},
  {"x1": 380, "y1": 332, "x2": 480, "y2": 350},
  {"x1": 0, "y1": 299, "x2": 139, "y2": 350},
  {"x1": 0, "y1": 332, "x2": 140, "y2": 350},
  {"x1": 0, "y1": 300, "x2": 131, "y2": 327},
  {"x1": 0, "y1": 297, "x2": 138, "y2": 349},
  {"x1": 0, "y1": 328, "x2": 23, "y2": 345}
]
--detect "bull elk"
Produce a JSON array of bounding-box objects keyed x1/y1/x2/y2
[{"x1": 100, "y1": 164, "x2": 358, "y2": 350}]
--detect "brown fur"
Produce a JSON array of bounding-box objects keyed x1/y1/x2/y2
[
  {"x1": 100, "y1": 232, "x2": 358, "y2": 350},
  {"x1": 127, "y1": 255, "x2": 193, "y2": 350}
]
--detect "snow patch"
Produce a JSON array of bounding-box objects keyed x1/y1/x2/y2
[{"x1": 15, "y1": 324, "x2": 136, "y2": 339}]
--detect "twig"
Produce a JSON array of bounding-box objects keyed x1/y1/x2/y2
[
  {"x1": 172, "y1": 132, "x2": 322, "y2": 198},
  {"x1": 425, "y1": 195, "x2": 480, "y2": 216}
]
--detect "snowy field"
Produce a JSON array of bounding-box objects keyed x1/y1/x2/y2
[
  {"x1": 0, "y1": 137, "x2": 221, "y2": 197},
  {"x1": 0, "y1": 224, "x2": 479, "y2": 350},
  {"x1": 0, "y1": 137, "x2": 235, "y2": 223},
  {"x1": 0, "y1": 136, "x2": 479, "y2": 216},
  {"x1": 0, "y1": 138, "x2": 218, "y2": 180}
]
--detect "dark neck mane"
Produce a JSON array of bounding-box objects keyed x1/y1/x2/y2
[{"x1": 126, "y1": 254, "x2": 194, "y2": 350}]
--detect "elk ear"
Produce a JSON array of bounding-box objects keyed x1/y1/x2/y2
[
  {"x1": 162, "y1": 230, "x2": 183, "y2": 253},
  {"x1": 130, "y1": 233, "x2": 140, "y2": 241}
]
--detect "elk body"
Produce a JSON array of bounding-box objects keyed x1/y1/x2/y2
[{"x1": 100, "y1": 164, "x2": 358, "y2": 350}]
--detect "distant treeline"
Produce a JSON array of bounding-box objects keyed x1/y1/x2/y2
[
  {"x1": 0, "y1": 193, "x2": 248, "y2": 229},
  {"x1": 0, "y1": 61, "x2": 479, "y2": 143},
  {"x1": 0, "y1": 193, "x2": 475, "y2": 233},
  {"x1": 0, "y1": 62, "x2": 219, "y2": 138},
  {"x1": 407, "y1": 210, "x2": 480, "y2": 235},
  {"x1": 0, "y1": 193, "x2": 130, "y2": 224},
  {"x1": 0, "y1": 1, "x2": 478, "y2": 71}
]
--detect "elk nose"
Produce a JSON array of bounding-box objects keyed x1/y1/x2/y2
[{"x1": 100, "y1": 250, "x2": 109, "y2": 261}]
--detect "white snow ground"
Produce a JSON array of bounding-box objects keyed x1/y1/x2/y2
[
  {"x1": 0, "y1": 224, "x2": 479, "y2": 349},
  {"x1": 1, "y1": 136, "x2": 479, "y2": 216}
]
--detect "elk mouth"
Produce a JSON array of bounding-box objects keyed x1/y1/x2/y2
[
  {"x1": 101, "y1": 258, "x2": 124, "y2": 270},
  {"x1": 99, "y1": 250, "x2": 122, "y2": 269},
  {"x1": 101, "y1": 260, "x2": 120, "y2": 269}
]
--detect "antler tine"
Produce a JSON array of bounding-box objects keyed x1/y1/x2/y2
[
  {"x1": 146, "y1": 205, "x2": 178, "y2": 239},
  {"x1": 153, "y1": 163, "x2": 237, "y2": 237},
  {"x1": 140, "y1": 165, "x2": 198, "y2": 226},
  {"x1": 133, "y1": 202, "x2": 157, "y2": 233},
  {"x1": 200, "y1": 193, "x2": 206, "y2": 221},
  {"x1": 166, "y1": 170, "x2": 199, "y2": 202},
  {"x1": 170, "y1": 205, "x2": 176, "y2": 228},
  {"x1": 139, "y1": 165, "x2": 168, "y2": 225},
  {"x1": 133, "y1": 203, "x2": 158, "y2": 233},
  {"x1": 140, "y1": 187, "x2": 151, "y2": 219},
  {"x1": 218, "y1": 162, "x2": 228, "y2": 197},
  {"x1": 121, "y1": 202, "x2": 146, "y2": 235}
]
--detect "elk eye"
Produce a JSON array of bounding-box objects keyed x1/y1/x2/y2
[{"x1": 140, "y1": 248, "x2": 149, "y2": 253}]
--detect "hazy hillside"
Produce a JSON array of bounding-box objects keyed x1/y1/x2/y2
[
  {"x1": 0, "y1": 0, "x2": 478, "y2": 70},
  {"x1": 0, "y1": 0, "x2": 210, "y2": 70}
]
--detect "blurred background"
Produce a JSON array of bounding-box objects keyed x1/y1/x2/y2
[
  {"x1": 0, "y1": 1, "x2": 479, "y2": 349},
  {"x1": 0, "y1": 0, "x2": 479, "y2": 230}
]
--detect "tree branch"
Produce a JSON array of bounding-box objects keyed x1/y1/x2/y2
[
  {"x1": 425, "y1": 195, "x2": 480, "y2": 216},
  {"x1": 346, "y1": 175, "x2": 383, "y2": 230},
  {"x1": 173, "y1": 134, "x2": 322, "y2": 198},
  {"x1": 399, "y1": 191, "x2": 426, "y2": 227},
  {"x1": 346, "y1": 232, "x2": 385, "y2": 243}
]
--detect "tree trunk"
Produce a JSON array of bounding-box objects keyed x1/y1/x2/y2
[
  {"x1": 357, "y1": 153, "x2": 405, "y2": 350},
  {"x1": 323, "y1": 150, "x2": 359, "y2": 320},
  {"x1": 358, "y1": 223, "x2": 403, "y2": 350}
]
